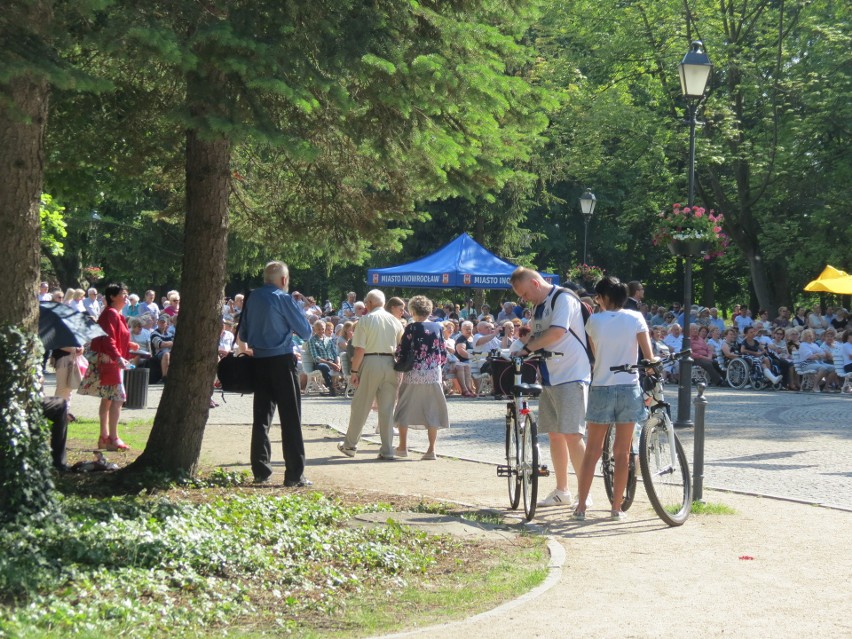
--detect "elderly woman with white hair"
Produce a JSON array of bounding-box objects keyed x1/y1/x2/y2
[
  {"x1": 394, "y1": 296, "x2": 449, "y2": 460},
  {"x1": 123, "y1": 293, "x2": 143, "y2": 317}
]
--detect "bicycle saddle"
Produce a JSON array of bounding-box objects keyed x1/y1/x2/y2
[{"x1": 514, "y1": 383, "x2": 543, "y2": 397}]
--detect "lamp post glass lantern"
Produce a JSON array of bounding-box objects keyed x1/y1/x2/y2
[
  {"x1": 678, "y1": 41, "x2": 713, "y2": 98},
  {"x1": 579, "y1": 188, "x2": 596, "y2": 265},
  {"x1": 674, "y1": 40, "x2": 712, "y2": 435}
]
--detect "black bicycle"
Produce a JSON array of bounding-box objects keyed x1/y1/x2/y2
[
  {"x1": 607, "y1": 350, "x2": 693, "y2": 526},
  {"x1": 495, "y1": 351, "x2": 554, "y2": 521},
  {"x1": 601, "y1": 423, "x2": 638, "y2": 512}
]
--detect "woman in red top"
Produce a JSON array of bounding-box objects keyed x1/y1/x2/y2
[
  {"x1": 688, "y1": 324, "x2": 724, "y2": 385},
  {"x1": 80, "y1": 283, "x2": 137, "y2": 451}
]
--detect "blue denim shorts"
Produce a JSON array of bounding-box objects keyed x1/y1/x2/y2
[{"x1": 585, "y1": 384, "x2": 647, "y2": 424}]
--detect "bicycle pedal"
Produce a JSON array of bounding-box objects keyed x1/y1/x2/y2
[
  {"x1": 496, "y1": 465, "x2": 514, "y2": 478},
  {"x1": 537, "y1": 465, "x2": 550, "y2": 477}
]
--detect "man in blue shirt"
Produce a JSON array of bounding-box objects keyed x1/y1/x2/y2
[{"x1": 239, "y1": 261, "x2": 312, "y2": 487}]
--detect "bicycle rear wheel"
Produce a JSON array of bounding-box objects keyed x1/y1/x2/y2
[
  {"x1": 521, "y1": 413, "x2": 539, "y2": 521},
  {"x1": 601, "y1": 424, "x2": 637, "y2": 512},
  {"x1": 639, "y1": 414, "x2": 691, "y2": 526},
  {"x1": 505, "y1": 404, "x2": 521, "y2": 510}
]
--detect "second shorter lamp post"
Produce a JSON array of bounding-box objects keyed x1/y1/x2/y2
[{"x1": 579, "y1": 188, "x2": 596, "y2": 265}]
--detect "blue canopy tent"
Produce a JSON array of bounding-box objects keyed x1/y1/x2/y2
[{"x1": 367, "y1": 233, "x2": 559, "y2": 289}]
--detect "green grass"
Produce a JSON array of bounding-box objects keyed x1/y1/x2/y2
[
  {"x1": 691, "y1": 500, "x2": 737, "y2": 515},
  {"x1": 0, "y1": 488, "x2": 549, "y2": 639},
  {"x1": 67, "y1": 417, "x2": 153, "y2": 450},
  {"x1": 302, "y1": 542, "x2": 548, "y2": 639}
]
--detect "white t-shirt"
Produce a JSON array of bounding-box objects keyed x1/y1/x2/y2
[
  {"x1": 531, "y1": 287, "x2": 591, "y2": 386},
  {"x1": 734, "y1": 315, "x2": 753, "y2": 334},
  {"x1": 663, "y1": 333, "x2": 684, "y2": 353},
  {"x1": 843, "y1": 342, "x2": 852, "y2": 367},
  {"x1": 219, "y1": 330, "x2": 235, "y2": 353},
  {"x1": 472, "y1": 333, "x2": 500, "y2": 354},
  {"x1": 707, "y1": 337, "x2": 724, "y2": 357},
  {"x1": 587, "y1": 309, "x2": 648, "y2": 386},
  {"x1": 797, "y1": 341, "x2": 822, "y2": 361}
]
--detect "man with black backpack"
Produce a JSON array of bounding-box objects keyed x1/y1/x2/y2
[{"x1": 509, "y1": 267, "x2": 592, "y2": 508}]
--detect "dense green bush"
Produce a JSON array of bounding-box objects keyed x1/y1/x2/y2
[
  {"x1": 0, "y1": 326, "x2": 57, "y2": 525},
  {"x1": 0, "y1": 492, "x2": 437, "y2": 636}
]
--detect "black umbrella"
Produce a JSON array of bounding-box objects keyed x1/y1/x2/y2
[{"x1": 38, "y1": 301, "x2": 106, "y2": 351}]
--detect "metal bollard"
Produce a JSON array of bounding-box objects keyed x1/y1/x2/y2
[{"x1": 692, "y1": 382, "x2": 708, "y2": 503}]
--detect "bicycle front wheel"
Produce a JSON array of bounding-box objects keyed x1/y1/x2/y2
[
  {"x1": 601, "y1": 424, "x2": 637, "y2": 512},
  {"x1": 521, "y1": 413, "x2": 539, "y2": 521},
  {"x1": 639, "y1": 415, "x2": 691, "y2": 526},
  {"x1": 505, "y1": 404, "x2": 521, "y2": 510}
]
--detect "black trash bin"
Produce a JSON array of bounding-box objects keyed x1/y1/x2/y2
[{"x1": 124, "y1": 367, "x2": 150, "y2": 409}]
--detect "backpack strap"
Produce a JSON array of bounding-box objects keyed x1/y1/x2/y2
[{"x1": 550, "y1": 286, "x2": 594, "y2": 365}]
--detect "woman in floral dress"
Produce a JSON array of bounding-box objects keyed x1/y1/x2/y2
[
  {"x1": 394, "y1": 296, "x2": 449, "y2": 460},
  {"x1": 79, "y1": 283, "x2": 137, "y2": 450}
]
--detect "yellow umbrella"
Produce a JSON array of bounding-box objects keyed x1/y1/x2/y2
[{"x1": 804, "y1": 265, "x2": 852, "y2": 295}]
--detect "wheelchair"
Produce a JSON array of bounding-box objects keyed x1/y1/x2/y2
[{"x1": 725, "y1": 355, "x2": 782, "y2": 390}]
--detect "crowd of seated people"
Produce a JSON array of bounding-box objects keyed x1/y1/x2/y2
[
  {"x1": 642, "y1": 302, "x2": 851, "y2": 393},
  {"x1": 43, "y1": 277, "x2": 850, "y2": 397},
  {"x1": 181, "y1": 287, "x2": 852, "y2": 397}
]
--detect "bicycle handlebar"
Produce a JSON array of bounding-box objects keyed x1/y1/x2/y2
[
  {"x1": 486, "y1": 349, "x2": 562, "y2": 363},
  {"x1": 609, "y1": 349, "x2": 692, "y2": 374}
]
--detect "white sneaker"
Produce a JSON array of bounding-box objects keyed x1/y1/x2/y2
[
  {"x1": 572, "y1": 495, "x2": 593, "y2": 509},
  {"x1": 538, "y1": 489, "x2": 572, "y2": 507}
]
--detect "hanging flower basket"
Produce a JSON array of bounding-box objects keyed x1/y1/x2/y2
[
  {"x1": 567, "y1": 264, "x2": 605, "y2": 286},
  {"x1": 83, "y1": 266, "x2": 104, "y2": 282},
  {"x1": 652, "y1": 204, "x2": 729, "y2": 260}
]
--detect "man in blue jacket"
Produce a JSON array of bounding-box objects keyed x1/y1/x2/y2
[{"x1": 239, "y1": 261, "x2": 312, "y2": 486}]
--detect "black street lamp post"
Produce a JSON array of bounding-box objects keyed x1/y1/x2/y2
[
  {"x1": 579, "y1": 188, "x2": 597, "y2": 264},
  {"x1": 674, "y1": 41, "x2": 712, "y2": 431}
]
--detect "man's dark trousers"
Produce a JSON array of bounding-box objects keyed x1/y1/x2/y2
[
  {"x1": 42, "y1": 396, "x2": 68, "y2": 470},
  {"x1": 251, "y1": 354, "x2": 305, "y2": 483}
]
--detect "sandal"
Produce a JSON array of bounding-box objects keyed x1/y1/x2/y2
[
  {"x1": 97, "y1": 435, "x2": 109, "y2": 450},
  {"x1": 107, "y1": 437, "x2": 130, "y2": 451}
]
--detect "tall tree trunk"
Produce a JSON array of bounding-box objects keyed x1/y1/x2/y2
[
  {"x1": 0, "y1": 0, "x2": 58, "y2": 522},
  {"x1": 0, "y1": 75, "x2": 49, "y2": 331},
  {"x1": 127, "y1": 72, "x2": 230, "y2": 475}
]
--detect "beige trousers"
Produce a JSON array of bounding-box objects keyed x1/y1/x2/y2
[{"x1": 344, "y1": 356, "x2": 398, "y2": 457}]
